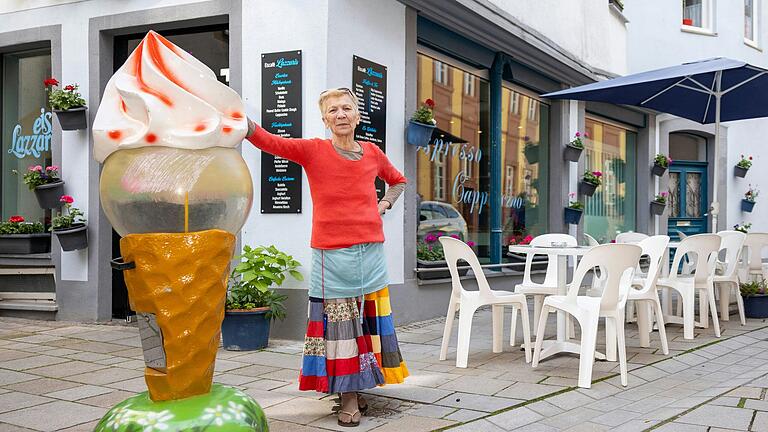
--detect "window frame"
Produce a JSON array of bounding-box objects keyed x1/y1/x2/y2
[
  {"x1": 745, "y1": 0, "x2": 760, "y2": 47},
  {"x1": 681, "y1": 0, "x2": 715, "y2": 34}
]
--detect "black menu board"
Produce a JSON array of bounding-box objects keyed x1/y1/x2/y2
[
  {"x1": 352, "y1": 56, "x2": 387, "y2": 199},
  {"x1": 260, "y1": 51, "x2": 303, "y2": 213}
]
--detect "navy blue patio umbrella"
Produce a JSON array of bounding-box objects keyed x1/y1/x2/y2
[{"x1": 542, "y1": 57, "x2": 768, "y2": 232}]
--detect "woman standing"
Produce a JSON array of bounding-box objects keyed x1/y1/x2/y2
[{"x1": 246, "y1": 88, "x2": 408, "y2": 427}]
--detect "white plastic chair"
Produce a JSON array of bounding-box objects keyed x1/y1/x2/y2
[
  {"x1": 616, "y1": 232, "x2": 649, "y2": 244},
  {"x1": 532, "y1": 244, "x2": 642, "y2": 388},
  {"x1": 627, "y1": 235, "x2": 670, "y2": 355},
  {"x1": 583, "y1": 233, "x2": 600, "y2": 247},
  {"x1": 743, "y1": 233, "x2": 768, "y2": 281},
  {"x1": 511, "y1": 234, "x2": 578, "y2": 337},
  {"x1": 438, "y1": 236, "x2": 532, "y2": 368},
  {"x1": 714, "y1": 231, "x2": 746, "y2": 325},
  {"x1": 656, "y1": 234, "x2": 722, "y2": 340}
]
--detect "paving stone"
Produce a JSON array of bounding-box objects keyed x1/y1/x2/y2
[
  {"x1": 753, "y1": 411, "x2": 768, "y2": 432},
  {"x1": 212, "y1": 373, "x2": 259, "y2": 386},
  {"x1": 405, "y1": 404, "x2": 456, "y2": 419},
  {"x1": 0, "y1": 422, "x2": 37, "y2": 431},
  {"x1": 227, "y1": 363, "x2": 281, "y2": 377},
  {"x1": 546, "y1": 389, "x2": 595, "y2": 410},
  {"x1": 443, "y1": 408, "x2": 485, "y2": 422},
  {"x1": 727, "y1": 385, "x2": 763, "y2": 398},
  {"x1": 609, "y1": 418, "x2": 661, "y2": 432},
  {"x1": 366, "y1": 415, "x2": 455, "y2": 432},
  {"x1": 540, "y1": 407, "x2": 604, "y2": 430},
  {"x1": 307, "y1": 413, "x2": 385, "y2": 431},
  {"x1": 267, "y1": 419, "x2": 319, "y2": 432},
  {"x1": 104, "y1": 376, "x2": 146, "y2": 393},
  {"x1": 433, "y1": 391, "x2": 522, "y2": 412},
  {"x1": 45, "y1": 384, "x2": 113, "y2": 401},
  {"x1": 60, "y1": 341, "x2": 127, "y2": 354},
  {"x1": 58, "y1": 420, "x2": 100, "y2": 431},
  {"x1": 744, "y1": 398, "x2": 768, "y2": 411},
  {"x1": 708, "y1": 396, "x2": 741, "y2": 407},
  {"x1": 24, "y1": 361, "x2": 108, "y2": 378},
  {"x1": 10, "y1": 335, "x2": 65, "y2": 344},
  {"x1": 591, "y1": 409, "x2": 640, "y2": 427},
  {"x1": 264, "y1": 397, "x2": 335, "y2": 424},
  {"x1": 676, "y1": 404, "x2": 754, "y2": 430},
  {"x1": 242, "y1": 388, "x2": 296, "y2": 408},
  {"x1": 3, "y1": 377, "x2": 79, "y2": 395},
  {"x1": 647, "y1": 421, "x2": 707, "y2": 431},
  {"x1": 485, "y1": 406, "x2": 543, "y2": 430},
  {"x1": 0, "y1": 370, "x2": 38, "y2": 386},
  {"x1": 437, "y1": 375, "x2": 511, "y2": 396},
  {"x1": 512, "y1": 423, "x2": 560, "y2": 432},
  {"x1": 77, "y1": 390, "x2": 136, "y2": 408},
  {"x1": 0, "y1": 349, "x2": 35, "y2": 362},
  {"x1": 0, "y1": 355, "x2": 70, "y2": 371},
  {"x1": 0, "y1": 392, "x2": 55, "y2": 414},
  {"x1": 0, "y1": 400, "x2": 104, "y2": 431},
  {"x1": 562, "y1": 422, "x2": 610, "y2": 431},
  {"x1": 526, "y1": 400, "x2": 565, "y2": 417},
  {"x1": 447, "y1": 419, "x2": 508, "y2": 431},
  {"x1": 242, "y1": 378, "x2": 290, "y2": 391},
  {"x1": 495, "y1": 382, "x2": 565, "y2": 400},
  {"x1": 364, "y1": 383, "x2": 454, "y2": 404},
  {"x1": 65, "y1": 367, "x2": 143, "y2": 385}
]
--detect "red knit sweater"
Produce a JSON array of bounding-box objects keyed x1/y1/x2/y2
[{"x1": 247, "y1": 125, "x2": 407, "y2": 249}]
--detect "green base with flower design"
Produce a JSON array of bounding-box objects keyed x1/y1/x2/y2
[{"x1": 94, "y1": 384, "x2": 268, "y2": 432}]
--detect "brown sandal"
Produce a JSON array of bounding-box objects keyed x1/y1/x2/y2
[{"x1": 338, "y1": 409, "x2": 361, "y2": 427}]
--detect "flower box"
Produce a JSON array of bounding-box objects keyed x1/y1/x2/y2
[
  {"x1": 651, "y1": 163, "x2": 667, "y2": 177},
  {"x1": 417, "y1": 259, "x2": 469, "y2": 280},
  {"x1": 53, "y1": 106, "x2": 87, "y2": 131},
  {"x1": 563, "y1": 144, "x2": 583, "y2": 162},
  {"x1": 650, "y1": 201, "x2": 666, "y2": 216},
  {"x1": 53, "y1": 223, "x2": 87, "y2": 251},
  {"x1": 743, "y1": 294, "x2": 768, "y2": 318},
  {"x1": 683, "y1": 18, "x2": 693, "y2": 26},
  {"x1": 524, "y1": 145, "x2": 539, "y2": 164},
  {"x1": 734, "y1": 165, "x2": 749, "y2": 178},
  {"x1": 34, "y1": 181, "x2": 65, "y2": 209},
  {"x1": 564, "y1": 207, "x2": 583, "y2": 225},
  {"x1": 579, "y1": 181, "x2": 598, "y2": 197},
  {"x1": 0, "y1": 233, "x2": 51, "y2": 254},
  {"x1": 742, "y1": 199, "x2": 756, "y2": 212},
  {"x1": 406, "y1": 120, "x2": 435, "y2": 147}
]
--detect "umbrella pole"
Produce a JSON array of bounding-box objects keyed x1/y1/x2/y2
[{"x1": 711, "y1": 72, "x2": 722, "y2": 233}]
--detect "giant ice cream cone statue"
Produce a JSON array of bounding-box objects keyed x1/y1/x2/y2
[{"x1": 93, "y1": 31, "x2": 266, "y2": 431}]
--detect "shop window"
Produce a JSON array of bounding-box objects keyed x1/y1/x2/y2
[
  {"x1": 745, "y1": 0, "x2": 758, "y2": 45},
  {"x1": 1, "y1": 48, "x2": 52, "y2": 224},
  {"x1": 583, "y1": 117, "x2": 637, "y2": 243},
  {"x1": 682, "y1": 0, "x2": 712, "y2": 30}
]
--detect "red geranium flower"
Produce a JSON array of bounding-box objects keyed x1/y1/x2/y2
[
  {"x1": 59, "y1": 195, "x2": 74, "y2": 204},
  {"x1": 64, "y1": 85, "x2": 75, "y2": 91},
  {"x1": 43, "y1": 77, "x2": 59, "y2": 87},
  {"x1": 425, "y1": 98, "x2": 435, "y2": 108},
  {"x1": 9, "y1": 215, "x2": 24, "y2": 223}
]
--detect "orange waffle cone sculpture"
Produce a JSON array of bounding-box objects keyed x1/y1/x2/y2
[{"x1": 120, "y1": 229, "x2": 235, "y2": 401}]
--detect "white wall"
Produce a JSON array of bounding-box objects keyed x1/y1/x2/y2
[
  {"x1": 487, "y1": 0, "x2": 628, "y2": 76},
  {"x1": 625, "y1": 0, "x2": 768, "y2": 233}
]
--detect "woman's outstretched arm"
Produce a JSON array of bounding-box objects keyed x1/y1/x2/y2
[{"x1": 246, "y1": 117, "x2": 315, "y2": 166}]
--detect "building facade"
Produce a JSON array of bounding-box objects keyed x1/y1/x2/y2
[{"x1": 0, "y1": 0, "x2": 697, "y2": 339}]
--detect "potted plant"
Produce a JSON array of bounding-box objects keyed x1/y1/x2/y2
[
  {"x1": 45, "y1": 77, "x2": 88, "y2": 130},
  {"x1": 564, "y1": 193, "x2": 584, "y2": 224},
  {"x1": 406, "y1": 98, "x2": 436, "y2": 147},
  {"x1": 652, "y1": 153, "x2": 672, "y2": 176},
  {"x1": 734, "y1": 222, "x2": 752, "y2": 233},
  {"x1": 735, "y1": 154, "x2": 752, "y2": 178},
  {"x1": 742, "y1": 185, "x2": 759, "y2": 212},
  {"x1": 51, "y1": 195, "x2": 87, "y2": 251},
  {"x1": 416, "y1": 233, "x2": 471, "y2": 280},
  {"x1": 221, "y1": 245, "x2": 301, "y2": 350},
  {"x1": 0, "y1": 216, "x2": 50, "y2": 254},
  {"x1": 523, "y1": 136, "x2": 539, "y2": 164},
  {"x1": 740, "y1": 278, "x2": 768, "y2": 318},
  {"x1": 651, "y1": 192, "x2": 667, "y2": 215},
  {"x1": 683, "y1": 18, "x2": 694, "y2": 26},
  {"x1": 564, "y1": 131, "x2": 587, "y2": 162},
  {"x1": 16, "y1": 165, "x2": 65, "y2": 209},
  {"x1": 579, "y1": 170, "x2": 602, "y2": 196}
]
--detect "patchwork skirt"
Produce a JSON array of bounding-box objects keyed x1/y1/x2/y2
[{"x1": 298, "y1": 287, "x2": 409, "y2": 393}]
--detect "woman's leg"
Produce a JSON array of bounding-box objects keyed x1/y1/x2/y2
[{"x1": 338, "y1": 392, "x2": 361, "y2": 425}]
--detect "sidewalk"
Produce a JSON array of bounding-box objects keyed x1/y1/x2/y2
[{"x1": 0, "y1": 310, "x2": 766, "y2": 431}]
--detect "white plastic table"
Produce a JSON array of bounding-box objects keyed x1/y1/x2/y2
[{"x1": 508, "y1": 244, "x2": 592, "y2": 361}]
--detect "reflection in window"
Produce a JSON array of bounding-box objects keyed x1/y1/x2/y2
[
  {"x1": 434, "y1": 61, "x2": 449, "y2": 85},
  {"x1": 745, "y1": 0, "x2": 757, "y2": 42},
  {"x1": 583, "y1": 118, "x2": 637, "y2": 243},
  {"x1": 463, "y1": 73, "x2": 475, "y2": 97},
  {"x1": 510, "y1": 92, "x2": 520, "y2": 115}
]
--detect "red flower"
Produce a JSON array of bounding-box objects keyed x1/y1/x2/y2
[
  {"x1": 8, "y1": 216, "x2": 24, "y2": 223},
  {"x1": 425, "y1": 98, "x2": 435, "y2": 108},
  {"x1": 43, "y1": 77, "x2": 59, "y2": 87},
  {"x1": 749, "y1": 156, "x2": 753, "y2": 160},
  {"x1": 64, "y1": 85, "x2": 75, "y2": 91},
  {"x1": 59, "y1": 195, "x2": 74, "y2": 204}
]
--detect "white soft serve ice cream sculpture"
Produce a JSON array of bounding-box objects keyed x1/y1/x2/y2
[{"x1": 94, "y1": 30, "x2": 252, "y2": 236}]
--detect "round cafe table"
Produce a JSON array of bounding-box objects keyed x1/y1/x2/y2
[{"x1": 508, "y1": 244, "x2": 593, "y2": 361}]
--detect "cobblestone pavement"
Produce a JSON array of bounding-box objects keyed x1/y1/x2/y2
[{"x1": 0, "y1": 307, "x2": 766, "y2": 431}]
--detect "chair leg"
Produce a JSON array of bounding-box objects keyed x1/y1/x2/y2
[
  {"x1": 455, "y1": 304, "x2": 477, "y2": 368},
  {"x1": 519, "y1": 301, "x2": 533, "y2": 363},
  {"x1": 654, "y1": 298, "x2": 670, "y2": 355},
  {"x1": 533, "y1": 295, "x2": 544, "y2": 333},
  {"x1": 615, "y1": 317, "x2": 628, "y2": 387},
  {"x1": 532, "y1": 305, "x2": 550, "y2": 368},
  {"x1": 605, "y1": 316, "x2": 617, "y2": 362},
  {"x1": 682, "y1": 290, "x2": 695, "y2": 340},
  {"x1": 707, "y1": 284, "x2": 721, "y2": 338},
  {"x1": 636, "y1": 300, "x2": 650, "y2": 348},
  {"x1": 699, "y1": 290, "x2": 709, "y2": 329},
  {"x1": 577, "y1": 314, "x2": 600, "y2": 389},
  {"x1": 439, "y1": 300, "x2": 458, "y2": 361},
  {"x1": 492, "y1": 305, "x2": 504, "y2": 354},
  {"x1": 735, "y1": 284, "x2": 746, "y2": 326},
  {"x1": 718, "y1": 282, "x2": 730, "y2": 322},
  {"x1": 510, "y1": 304, "x2": 518, "y2": 347},
  {"x1": 566, "y1": 316, "x2": 576, "y2": 339}
]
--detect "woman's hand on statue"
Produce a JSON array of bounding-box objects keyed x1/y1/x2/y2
[{"x1": 378, "y1": 200, "x2": 391, "y2": 215}]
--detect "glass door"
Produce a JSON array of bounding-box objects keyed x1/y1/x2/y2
[{"x1": 667, "y1": 161, "x2": 708, "y2": 239}]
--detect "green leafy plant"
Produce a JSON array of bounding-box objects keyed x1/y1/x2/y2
[
  {"x1": 44, "y1": 78, "x2": 86, "y2": 111},
  {"x1": 568, "y1": 192, "x2": 584, "y2": 210},
  {"x1": 734, "y1": 222, "x2": 752, "y2": 233},
  {"x1": 411, "y1": 98, "x2": 436, "y2": 125},
  {"x1": 654, "y1": 192, "x2": 668, "y2": 205},
  {"x1": 50, "y1": 195, "x2": 86, "y2": 231},
  {"x1": 740, "y1": 278, "x2": 767, "y2": 297},
  {"x1": 568, "y1": 131, "x2": 588, "y2": 149},
  {"x1": 737, "y1": 154, "x2": 753, "y2": 170},
  {"x1": 582, "y1": 170, "x2": 603, "y2": 186},
  {"x1": 14, "y1": 165, "x2": 60, "y2": 190},
  {"x1": 0, "y1": 216, "x2": 44, "y2": 235},
  {"x1": 654, "y1": 153, "x2": 672, "y2": 168},
  {"x1": 225, "y1": 245, "x2": 303, "y2": 320},
  {"x1": 745, "y1": 184, "x2": 759, "y2": 203}
]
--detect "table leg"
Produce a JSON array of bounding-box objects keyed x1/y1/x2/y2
[{"x1": 556, "y1": 254, "x2": 567, "y2": 342}]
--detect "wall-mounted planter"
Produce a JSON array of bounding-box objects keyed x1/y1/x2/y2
[
  {"x1": 564, "y1": 207, "x2": 583, "y2": 225},
  {"x1": 742, "y1": 199, "x2": 756, "y2": 212},
  {"x1": 651, "y1": 163, "x2": 667, "y2": 177},
  {"x1": 563, "y1": 144, "x2": 583, "y2": 162},
  {"x1": 650, "y1": 201, "x2": 666, "y2": 216},
  {"x1": 53, "y1": 223, "x2": 87, "y2": 251},
  {"x1": 524, "y1": 145, "x2": 539, "y2": 164},
  {"x1": 0, "y1": 233, "x2": 51, "y2": 254},
  {"x1": 734, "y1": 165, "x2": 749, "y2": 178},
  {"x1": 34, "y1": 181, "x2": 65, "y2": 209},
  {"x1": 53, "y1": 106, "x2": 88, "y2": 131},
  {"x1": 579, "y1": 181, "x2": 598, "y2": 197},
  {"x1": 406, "y1": 120, "x2": 435, "y2": 147},
  {"x1": 416, "y1": 259, "x2": 469, "y2": 280}
]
